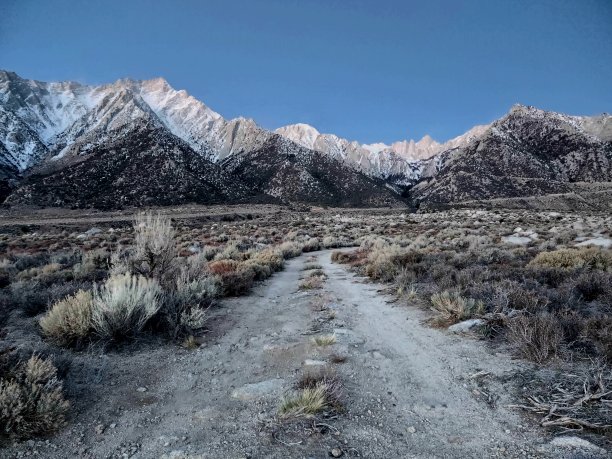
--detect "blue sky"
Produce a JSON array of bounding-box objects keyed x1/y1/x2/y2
[{"x1": 1, "y1": 0, "x2": 611, "y2": 143}]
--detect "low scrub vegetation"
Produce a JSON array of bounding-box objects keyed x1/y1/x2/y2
[
  {"x1": 312, "y1": 334, "x2": 336, "y2": 346},
  {"x1": 34, "y1": 213, "x2": 313, "y2": 347},
  {"x1": 334, "y1": 237, "x2": 612, "y2": 365},
  {"x1": 298, "y1": 275, "x2": 325, "y2": 290},
  {"x1": 91, "y1": 273, "x2": 162, "y2": 341},
  {"x1": 429, "y1": 291, "x2": 484, "y2": 327},
  {"x1": 327, "y1": 211, "x2": 612, "y2": 435},
  {"x1": 279, "y1": 369, "x2": 342, "y2": 419},
  {"x1": 2, "y1": 210, "x2": 347, "y2": 440},
  {"x1": 302, "y1": 263, "x2": 322, "y2": 271},
  {"x1": 39, "y1": 290, "x2": 93, "y2": 347},
  {"x1": 507, "y1": 313, "x2": 564, "y2": 364},
  {"x1": 2, "y1": 207, "x2": 611, "y2": 441},
  {"x1": 0, "y1": 355, "x2": 69, "y2": 440},
  {"x1": 528, "y1": 247, "x2": 612, "y2": 271}
]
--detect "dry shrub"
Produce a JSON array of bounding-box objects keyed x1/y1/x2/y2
[
  {"x1": 39, "y1": 290, "x2": 93, "y2": 347},
  {"x1": 585, "y1": 316, "x2": 612, "y2": 362},
  {"x1": 249, "y1": 249, "x2": 284, "y2": 272},
  {"x1": 504, "y1": 282, "x2": 549, "y2": 313},
  {"x1": 201, "y1": 246, "x2": 220, "y2": 261},
  {"x1": 73, "y1": 249, "x2": 109, "y2": 282},
  {"x1": 10, "y1": 281, "x2": 52, "y2": 317},
  {"x1": 131, "y1": 212, "x2": 177, "y2": 281},
  {"x1": 175, "y1": 271, "x2": 220, "y2": 303},
  {"x1": 161, "y1": 271, "x2": 220, "y2": 337},
  {"x1": 242, "y1": 260, "x2": 274, "y2": 281},
  {"x1": 208, "y1": 259, "x2": 239, "y2": 275},
  {"x1": 217, "y1": 265, "x2": 255, "y2": 296},
  {"x1": 278, "y1": 242, "x2": 303, "y2": 259},
  {"x1": 0, "y1": 355, "x2": 69, "y2": 440},
  {"x1": 528, "y1": 248, "x2": 612, "y2": 271},
  {"x1": 322, "y1": 236, "x2": 351, "y2": 249},
  {"x1": 209, "y1": 249, "x2": 284, "y2": 296},
  {"x1": 527, "y1": 266, "x2": 572, "y2": 288},
  {"x1": 214, "y1": 241, "x2": 246, "y2": 261},
  {"x1": 395, "y1": 267, "x2": 418, "y2": 298},
  {"x1": 280, "y1": 369, "x2": 342, "y2": 418},
  {"x1": 299, "y1": 276, "x2": 324, "y2": 290},
  {"x1": 302, "y1": 238, "x2": 321, "y2": 253},
  {"x1": 429, "y1": 291, "x2": 484, "y2": 327},
  {"x1": 91, "y1": 273, "x2": 162, "y2": 340},
  {"x1": 302, "y1": 263, "x2": 322, "y2": 271},
  {"x1": 565, "y1": 271, "x2": 612, "y2": 302},
  {"x1": 331, "y1": 250, "x2": 361, "y2": 264},
  {"x1": 181, "y1": 335, "x2": 199, "y2": 350},
  {"x1": 507, "y1": 313, "x2": 564, "y2": 363},
  {"x1": 512, "y1": 363, "x2": 612, "y2": 431},
  {"x1": 307, "y1": 269, "x2": 326, "y2": 278},
  {"x1": 279, "y1": 386, "x2": 328, "y2": 418},
  {"x1": 364, "y1": 247, "x2": 423, "y2": 282},
  {"x1": 365, "y1": 245, "x2": 403, "y2": 281}
]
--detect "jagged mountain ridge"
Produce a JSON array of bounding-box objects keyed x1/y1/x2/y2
[
  {"x1": 0, "y1": 70, "x2": 402, "y2": 208},
  {"x1": 0, "y1": 70, "x2": 270, "y2": 169},
  {"x1": 1, "y1": 69, "x2": 611, "y2": 211},
  {"x1": 0, "y1": 70, "x2": 470, "y2": 187},
  {"x1": 412, "y1": 105, "x2": 612, "y2": 209},
  {"x1": 274, "y1": 123, "x2": 488, "y2": 185}
]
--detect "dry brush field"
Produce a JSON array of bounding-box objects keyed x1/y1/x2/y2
[{"x1": 0, "y1": 206, "x2": 611, "y2": 457}]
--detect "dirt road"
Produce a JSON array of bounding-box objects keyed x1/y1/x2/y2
[{"x1": 4, "y1": 250, "x2": 608, "y2": 458}]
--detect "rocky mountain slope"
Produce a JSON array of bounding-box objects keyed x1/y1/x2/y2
[
  {"x1": 412, "y1": 105, "x2": 612, "y2": 209},
  {"x1": 222, "y1": 135, "x2": 400, "y2": 207},
  {"x1": 1, "y1": 70, "x2": 610, "y2": 211},
  {"x1": 275, "y1": 123, "x2": 488, "y2": 185},
  {"x1": 0, "y1": 71, "x2": 401, "y2": 208},
  {"x1": 5, "y1": 122, "x2": 259, "y2": 209}
]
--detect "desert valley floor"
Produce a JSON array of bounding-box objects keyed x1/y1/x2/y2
[{"x1": 0, "y1": 205, "x2": 611, "y2": 458}]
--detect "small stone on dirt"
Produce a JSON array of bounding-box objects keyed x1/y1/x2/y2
[
  {"x1": 304, "y1": 359, "x2": 327, "y2": 366},
  {"x1": 330, "y1": 447, "x2": 343, "y2": 457},
  {"x1": 448, "y1": 319, "x2": 485, "y2": 333},
  {"x1": 136, "y1": 387, "x2": 147, "y2": 392},
  {"x1": 407, "y1": 426, "x2": 416, "y2": 434},
  {"x1": 549, "y1": 436, "x2": 607, "y2": 452}
]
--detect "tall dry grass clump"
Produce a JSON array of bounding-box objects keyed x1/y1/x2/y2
[
  {"x1": 279, "y1": 370, "x2": 342, "y2": 419},
  {"x1": 131, "y1": 212, "x2": 177, "y2": 280},
  {"x1": 91, "y1": 273, "x2": 162, "y2": 340},
  {"x1": 39, "y1": 290, "x2": 93, "y2": 347},
  {"x1": 0, "y1": 355, "x2": 69, "y2": 440},
  {"x1": 429, "y1": 291, "x2": 484, "y2": 327}
]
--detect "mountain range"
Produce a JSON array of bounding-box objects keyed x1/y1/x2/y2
[{"x1": 1, "y1": 70, "x2": 611, "y2": 211}]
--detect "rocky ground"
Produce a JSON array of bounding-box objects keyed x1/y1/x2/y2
[{"x1": 2, "y1": 249, "x2": 609, "y2": 459}]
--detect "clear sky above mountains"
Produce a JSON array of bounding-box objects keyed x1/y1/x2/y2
[{"x1": 1, "y1": 0, "x2": 611, "y2": 144}]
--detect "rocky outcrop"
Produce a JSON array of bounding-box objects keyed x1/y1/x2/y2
[{"x1": 411, "y1": 105, "x2": 612, "y2": 210}]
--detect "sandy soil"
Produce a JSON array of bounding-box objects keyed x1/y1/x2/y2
[{"x1": 3, "y1": 250, "x2": 609, "y2": 458}]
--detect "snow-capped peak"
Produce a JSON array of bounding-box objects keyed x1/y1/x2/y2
[
  {"x1": 275, "y1": 123, "x2": 321, "y2": 150},
  {"x1": 274, "y1": 121, "x2": 489, "y2": 163}
]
